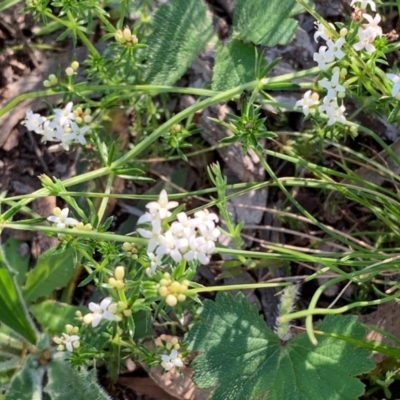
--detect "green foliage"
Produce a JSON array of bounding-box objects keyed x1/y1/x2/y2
[
  {"x1": 0, "y1": 246, "x2": 37, "y2": 344},
  {"x1": 144, "y1": 0, "x2": 213, "y2": 85},
  {"x1": 45, "y1": 354, "x2": 111, "y2": 400},
  {"x1": 212, "y1": 40, "x2": 266, "y2": 91},
  {"x1": 23, "y1": 247, "x2": 77, "y2": 303},
  {"x1": 30, "y1": 301, "x2": 86, "y2": 334},
  {"x1": 233, "y1": 0, "x2": 300, "y2": 46},
  {"x1": 3, "y1": 238, "x2": 30, "y2": 287},
  {"x1": 187, "y1": 293, "x2": 375, "y2": 400},
  {"x1": 5, "y1": 355, "x2": 44, "y2": 400}
]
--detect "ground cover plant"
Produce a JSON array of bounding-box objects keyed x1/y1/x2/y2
[{"x1": 2, "y1": 0, "x2": 400, "y2": 398}]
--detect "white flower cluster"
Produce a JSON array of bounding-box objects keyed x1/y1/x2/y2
[
  {"x1": 83, "y1": 297, "x2": 119, "y2": 328},
  {"x1": 21, "y1": 102, "x2": 92, "y2": 151},
  {"x1": 137, "y1": 190, "x2": 220, "y2": 276},
  {"x1": 352, "y1": 2, "x2": 382, "y2": 53},
  {"x1": 296, "y1": 1, "x2": 386, "y2": 126},
  {"x1": 53, "y1": 324, "x2": 80, "y2": 352}
]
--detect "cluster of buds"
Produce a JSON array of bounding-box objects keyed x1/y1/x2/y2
[
  {"x1": 115, "y1": 27, "x2": 138, "y2": 45},
  {"x1": 43, "y1": 73, "x2": 59, "y2": 88},
  {"x1": 158, "y1": 273, "x2": 189, "y2": 307},
  {"x1": 160, "y1": 337, "x2": 184, "y2": 371},
  {"x1": 73, "y1": 106, "x2": 92, "y2": 124},
  {"x1": 75, "y1": 221, "x2": 93, "y2": 231},
  {"x1": 21, "y1": 101, "x2": 91, "y2": 151},
  {"x1": 108, "y1": 266, "x2": 126, "y2": 290},
  {"x1": 53, "y1": 325, "x2": 80, "y2": 352},
  {"x1": 65, "y1": 61, "x2": 80, "y2": 77},
  {"x1": 122, "y1": 242, "x2": 139, "y2": 259}
]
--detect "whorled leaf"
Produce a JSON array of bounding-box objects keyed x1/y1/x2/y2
[{"x1": 186, "y1": 293, "x2": 375, "y2": 400}]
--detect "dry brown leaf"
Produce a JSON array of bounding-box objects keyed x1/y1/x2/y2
[{"x1": 359, "y1": 301, "x2": 400, "y2": 363}]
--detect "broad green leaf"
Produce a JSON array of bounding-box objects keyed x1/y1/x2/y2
[
  {"x1": 0, "y1": 247, "x2": 37, "y2": 344},
  {"x1": 3, "y1": 238, "x2": 30, "y2": 286},
  {"x1": 24, "y1": 247, "x2": 77, "y2": 304},
  {"x1": 30, "y1": 301, "x2": 86, "y2": 334},
  {"x1": 5, "y1": 355, "x2": 44, "y2": 400},
  {"x1": 212, "y1": 39, "x2": 266, "y2": 91},
  {"x1": 45, "y1": 354, "x2": 111, "y2": 400},
  {"x1": 187, "y1": 293, "x2": 375, "y2": 400},
  {"x1": 233, "y1": 0, "x2": 300, "y2": 47},
  {"x1": 144, "y1": 0, "x2": 213, "y2": 85}
]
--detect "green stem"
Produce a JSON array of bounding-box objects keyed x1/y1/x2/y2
[
  {"x1": 187, "y1": 281, "x2": 291, "y2": 295},
  {"x1": 97, "y1": 173, "x2": 114, "y2": 225}
]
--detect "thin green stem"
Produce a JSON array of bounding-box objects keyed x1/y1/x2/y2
[
  {"x1": 97, "y1": 174, "x2": 114, "y2": 224},
  {"x1": 187, "y1": 281, "x2": 291, "y2": 295}
]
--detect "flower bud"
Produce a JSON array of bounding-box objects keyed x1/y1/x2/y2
[
  {"x1": 83, "y1": 313, "x2": 94, "y2": 325},
  {"x1": 115, "y1": 266, "x2": 125, "y2": 281},
  {"x1": 340, "y1": 27, "x2": 348, "y2": 37},
  {"x1": 73, "y1": 341, "x2": 80, "y2": 349},
  {"x1": 65, "y1": 324, "x2": 73, "y2": 333},
  {"x1": 166, "y1": 294, "x2": 178, "y2": 307},
  {"x1": 159, "y1": 286, "x2": 169, "y2": 297},
  {"x1": 65, "y1": 67, "x2": 74, "y2": 76},
  {"x1": 71, "y1": 61, "x2": 79, "y2": 70},
  {"x1": 177, "y1": 294, "x2": 186, "y2": 302},
  {"x1": 48, "y1": 74, "x2": 58, "y2": 84},
  {"x1": 170, "y1": 281, "x2": 181, "y2": 293},
  {"x1": 115, "y1": 29, "x2": 124, "y2": 42},
  {"x1": 43, "y1": 80, "x2": 51, "y2": 87}
]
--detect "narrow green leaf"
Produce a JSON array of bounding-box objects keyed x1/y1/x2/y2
[
  {"x1": 5, "y1": 355, "x2": 44, "y2": 400},
  {"x1": 45, "y1": 354, "x2": 112, "y2": 400},
  {"x1": 212, "y1": 39, "x2": 266, "y2": 91},
  {"x1": 3, "y1": 238, "x2": 30, "y2": 286},
  {"x1": 187, "y1": 293, "x2": 375, "y2": 400},
  {"x1": 233, "y1": 0, "x2": 299, "y2": 46},
  {"x1": 0, "y1": 247, "x2": 37, "y2": 344},
  {"x1": 0, "y1": 0, "x2": 21, "y2": 13},
  {"x1": 144, "y1": 0, "x2": 213, "y2": 85},
  {"x1": 24, "y1": 247, "x2": 77, "y2": 303},
  {"x1": 30, "y1": 301, "x2": 86, "y2": 334}
]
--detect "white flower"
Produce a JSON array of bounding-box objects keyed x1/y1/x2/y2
[
  {"x1": 318, "y1": 98, "x2": 346, "y2": 126},
  {"x1": 41, "y1": 120, "x2": 61, "y2": 142},
  {"x1": 313, "y1": 46, "x2": 335, "y2": 70},
  {"x1": 85, "y1": 297, "x2": 117, "y2": 328},
  {"x1": 193, "y1": 210, "x2": 219, "y2": 231},
  {"x1": 350, "y1": 0, "x2": 376, "y2": 11},
  {"x1": 47, "y1": 207, "x2": 78, "y2": 229},
  {"x1": 184, "y1": 236, "x2": 210, "y2": 265},
  {"x1": 363, "y1": 13, "x2": 382, "y2": 37},
  {"x1": 54, "y1": 102, "x2": 75, "y2": 127},
  {"x1": 314, "y1": 21, "x2": 335, "y2": 42},
  {"x1": 145, "y1": 190, "x2": 179, "y2": 220},
  {"x1": 156, "y1": 230, "x2": 188, "y2": 263},
  {"x1": 62, "y1": 333, "x2": 80, "y2": 352},
  {"x1": 353, "y1": 27, "x2": 376, "y2": 53},
  {"x1": 146, "y1": 252, "x2": 164, "y2": 276},
  {"x1": 295, "y1": 90, "x2": 320, "y2": 116},
  {"x1": 387, "y1": 73, "x2": 400, "y2": 98},
  {"x1": 137, "y1": 219, "x2": 163, "y2": 252},
  {"x1": 326, "y1": 37, "x2": 346, "y2": 60},
  {"x1": 318, "y1": 69, "x2": 346, "y2": 102},
  {"x1": 161, "y1": 349, "x2": 183, "y2": 371},
  {"x1": 21, "y1": 110, "x2": 47, "y2": 134},
  {"x1": 68, "y1": 121, "x2": 90, "y2": 145}
]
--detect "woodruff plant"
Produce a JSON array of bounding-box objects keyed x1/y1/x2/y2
[{"x1": 2, "y1": 0, "x2": 400, "y2": 399}]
